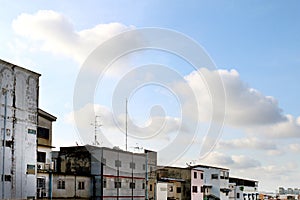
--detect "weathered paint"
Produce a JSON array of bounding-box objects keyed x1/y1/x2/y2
[{"x1": 1, "y1": 59, "x2": 40, "y2": 199}]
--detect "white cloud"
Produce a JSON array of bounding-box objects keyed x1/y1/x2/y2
[
  {"x1": 12, "y1": 10, "x2": 134, "y2": 64},
  {"x1": 219, "y1": 137, "x2": 277, "y2": 150},
  {"x1": 199, "y1": 151, "x2": 261, "y2": 169},
  {"x1": 182, "y1": 68, "x2": 300, "y2": 139},
  {"x1": 288, "y1": 143, "x2": 300, "y2": 153}
]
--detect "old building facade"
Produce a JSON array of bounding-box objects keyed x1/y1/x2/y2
[
  {"x1": 0, "y1": 59, "x2": 40, "y2": 199},
  {"x1": 52, "y1": 145, "x2": 157, "y2": 199}
]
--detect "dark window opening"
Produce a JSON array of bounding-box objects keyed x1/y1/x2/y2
[
  {"x1": 37, "y1": 127, "x2": 49, "y2": 139},
  {"x1": 37, "y1": 151, "x2": 46, "y2": 163},
  {"x1": 57, "y1": 180, "x2": 65, "y2": 189},
  {"x1": 78, "y1": 181, "x2": 85, "y2": 190},
  {"x1": 211, "y1": 174, "x2": 219, "y2": 179},
  {"x1": 103, "y1": 178, "x2": 107, "y2": 188},
  {"x1": 5, "y1": 175, "x2": 11, "y2": 182},
  {"x1": 177, "y1": 187, "x2": 181, "y2": 193},
  {"x1": 115, "y1": 181, "x2": 121, "y2": 188},
  {"x1": 194, "y1": 172, "x2": 197, "y2": 179},
  {"x1": 130, "y1": 182, "x2": 135, "y2": 189},
  {"x1": 192, "y1": 186, "x2": 198, "y2": 193}
]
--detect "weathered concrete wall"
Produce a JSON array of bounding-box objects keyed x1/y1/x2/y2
[
  {"x1": 0, "y1": 59, "x2": 40, "y2": 199},
  {"x1": 52, "y1": 174, "x2": 91, "y2": 198}
]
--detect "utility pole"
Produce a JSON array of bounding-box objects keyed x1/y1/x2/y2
[{"x1": 1, "y1": 88, "x2": 8, "y2": 199}]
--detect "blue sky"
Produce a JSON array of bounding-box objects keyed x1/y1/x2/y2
[{"x1": 1, "y1": 0, "x2": 300, "y2": 192}]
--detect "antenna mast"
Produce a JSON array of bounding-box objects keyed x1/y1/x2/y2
[
  {"x1": 125, "y1": 98, "x2": 128, "y2": 151},
  {"x1": 91, "y1": 115, "x2": 102, "y2": 146}
]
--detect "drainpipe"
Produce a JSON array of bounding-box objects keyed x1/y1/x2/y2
[
  {"x1": 49, "y1": 170, "x2": 52, "y2": 200},
  {"x1": 145, "y1": 152, "x2": 148, "y2": 200},
  {"x1": 2, "y1": 88, "x2": 8, "y2": 199}
]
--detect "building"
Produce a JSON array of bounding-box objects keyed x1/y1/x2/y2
[
  {"x1": 156, "y1": 166, "x2": 192, "y2": 200},
  {"x1": 51, "y1": 146, "x2": 92, "y2": 199},
  {"x1": 192, "y1": 164, "x2": 231, "y2": 200},
  {"x1": 37, "y1": 109, "x2": 57, "y2": 199},
  {"x1": 52, "y1": 145, "x2": 157, "y2": 199},
  {"x1": 145, "y1": 149, "x2": 157, "y2": 200},
  {"x1": 191, "y1": 168, "x2": 204, "y2": 200},
  {"x1": 228, "y1": 177, "x2": 259, "y2": 200},
  {"x1": 1, "y1": 59, "x2": 40, "y2": 199},
  {"x1": 277, "y1": 187, "x2": 300, "y2": 200},
  {"x1": 156, "y1": 166, "x2": 204, "y2": 200}
]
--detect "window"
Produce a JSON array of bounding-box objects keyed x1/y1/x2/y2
[
  {"x1": 130, "y1": 162, "x2": 136, "y2": 169},
  {"x1": 142, "y1": 182, "x2": 145, "y2": 189},
  {"x1": 27, "y1": 164, "x2": 35, "y2": 175},
  {"x1": 37, "y1": 152, "x2": 46, "y2": 163},
  {"x1": 192, "y1": 186, "x2": 198, "y2": 193},
  {"x1": 57, "y1": 180, "x2": 65, "y2": 189},
  {"x1": 150, "y1": 184, "x2": 153, "y2": 191},
  {"x1": 220, "y1": 171, "x2": 229, "y2": 179},
  {"x1": 169, "y1": 186, "x2": 173, "y2": 192},
  {"x1": 115, "y1": 160, "x2": 121, "y2": 167},
  {"x1": 37, "y1": 178, "x2": 46, "y2": 188},
  {"x1": 37, "y1": 127, "x2": 49, "y2": 139},
  {"x1": 103, "y1": 178, "x2": 107, "y2": 188},
  {"x1": 201, "y1": 173, "x2": 203, "y2": 179},
  {"x1": 4, "y1": 175, "x2": 11, "y2": 182},
  {"x1": 78, "y1": 181, "x2": 85, "y2": 190},
  {"x1": 211, "y1": 174, "x2": 218, "y2": 179},
  {"x1": 177, "y1": 187, "x2": 181, "y2": 193},
  {"x1": 143, "y1": 164, "x2": 146, "y2": 170},
  {"x1": 201, "y1": 186, "x2": 204, "y2": 193},
  {"x1": 115, "y1": 178, "x2": 121, "y2": 188},
  {"x1": 194, "y1": 172, "x2": 197, "y2": 179},
  {"x1": 130, "y1": 182, "x2": 135, "y2": 189},
  {"x1": 237, "y1": 193, "x2": 240, "y2": 199}
]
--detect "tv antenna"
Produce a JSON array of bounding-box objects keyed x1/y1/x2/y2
[
  {"x1": 91, "y1": 115, "x2": 102, "y2": 146},
  {"x1": 130, "y1": 143, "x2": 144, "y2": 152}
]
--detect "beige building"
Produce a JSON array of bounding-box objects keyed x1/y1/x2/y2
[{"x1": 37, "y1": 109, "x2": 57, "y2": 199}]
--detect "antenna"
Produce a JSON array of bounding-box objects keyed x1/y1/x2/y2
[
  {"x1": 125, "y1": 98, "x2": 128, "y2": 151},
  {"x1": 130, "y1": 143, "x2": 144, "y2": 152},
  {"x1": 91, "y1": 115, "x2": 102, "y2": 146}
]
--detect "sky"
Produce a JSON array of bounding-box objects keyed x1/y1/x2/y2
[{"x1": 1, "y1": 0, "x2": 300, "y2": 192}]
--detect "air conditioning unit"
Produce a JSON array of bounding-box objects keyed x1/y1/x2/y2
[
  {"x1": 37, "y1": 163, "x2": 44, "y2": 170},
  {"x1": 50, "y1": 161, "x2": 55, "y2": 170}
]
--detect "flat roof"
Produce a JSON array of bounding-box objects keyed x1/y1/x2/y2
[{"x1": 189, "y1": 164, "x2": 229, "y2": 170}]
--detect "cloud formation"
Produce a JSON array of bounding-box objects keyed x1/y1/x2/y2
[
  {"x1": 184, "y1": 68, "x2": 300, "y2": 138},
  {"x1": 12, "y1": 10, "x2": 134, "y2": 64}
]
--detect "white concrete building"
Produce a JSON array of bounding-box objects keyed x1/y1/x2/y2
[
  {"x1": 192, "y1": 165, "x2": 230, "y2": 200},
  {"x1": 228, "y1": 177, "x2": 258, "y2": 200},
  {"x1": 91, "y1": 146, "x2": 148, "y2": 200},
  {"x1": 191, "y1": 169, "x2": 204, "y2": 200},
  {"x1": 1, "y1": 59, "x2": 40, "y2": 199}
]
